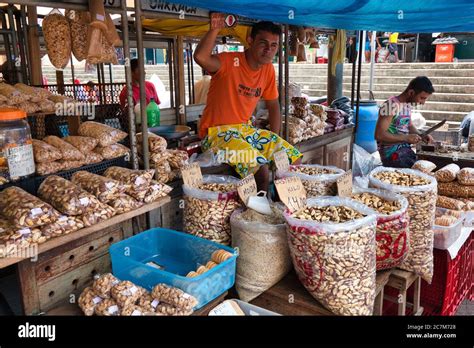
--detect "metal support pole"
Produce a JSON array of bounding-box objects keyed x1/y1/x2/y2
[
  {"x1": 70, "y1": 56, "x2": 76, "y2": 99},
  {"x1": 121, "y1": 2, "x2": 138, "y2": 170},
  {"x1": 168, "y1": 41, "x2": 175, "y2": 108},
  {"x1": 284, "y1": 25, "x2": 289, "y2": 142},
  {"x1": 361, "y1": 30, "x2": 366, "y2": 64},
  {"x1": 7, "y1": 5, "x2": 22, "y2": 83},
  {"x1": 134, "y1": 0, "x2": 150, "y2": 170},
  {"x1": 350, "y1": 32, "x2": 358, "y2": 109},
  {"x1": 278, "y1": 27, "x2": 283, "y2": 137},
  {"x1": 186, "y1": 43, "x2": 192, "y2": 104},
  {"x1": 189, "y1": 43, "x2": 195, "y2": 104},
  {"x1": 415, "y1": 34, "x2": 420, "y2": 62},
  {"x1": 355, "y1": 31, "x2": 364, "y2": 133},
  {"x1": 369, "y1": 31, "x2": 376, "y2": 93}
]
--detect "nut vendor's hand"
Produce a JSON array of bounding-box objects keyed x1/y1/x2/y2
[
  {"x1": 421, "y1": 134, "x2": 434, "y2": 144},
  {"x1": 406, "y1": 134, "x2": 422, "y2": 144}
]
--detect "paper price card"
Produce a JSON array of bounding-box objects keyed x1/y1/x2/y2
[
  {"x1": 273, "y1": 150, "x2": 290, "y2": 172},
  {"x1": 181, "y1": 163, "x2": 203, "y2": 188},
  {"x1": 274, "y1": 177, "x2": 307, "y2": 213},
  {"x1": 438, "y1": 123, "x2": 449, "y2": 132},
  {"x1": 237, "y1": 174, "x2": 257, "y2": 205},
  {"x1": 337, "y1": 170, "x2": 353, "y2": 197}
]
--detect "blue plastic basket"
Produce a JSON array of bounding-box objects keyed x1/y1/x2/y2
[{"x1": 109, "y1": 228, "x2": 237, "y2": 310}]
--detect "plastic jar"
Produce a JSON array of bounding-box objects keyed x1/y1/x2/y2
[{"x1": 0, "y1": 108, "x2": 35, "y2": 183}]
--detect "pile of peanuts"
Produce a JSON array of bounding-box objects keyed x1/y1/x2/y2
[
  {"x1": 351, "y1": 193, "x2": 401, "y2": 215},
  {"x1": 292, "y1": 205, "x2": 365, "y2": 223},
  {"x1": 373, "y1": 170, "x2": 430, "y2": 186}
]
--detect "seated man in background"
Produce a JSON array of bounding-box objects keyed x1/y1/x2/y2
[
  {"x1": 375, "y1": 76, "x2": 435, "y2": 168},
  {"x1": 194, "y1": 18, "x2": 302, "y2": 191}
]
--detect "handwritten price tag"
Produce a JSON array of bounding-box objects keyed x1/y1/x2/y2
[
  {"x1": 274, "y1": 177, "x2": 307, "y2": 213},
  {"x1": 181, "y1": 163, "x2": 203, "y2": 188},
  {"x1": 273, "y1": 150, "x2": 290, "y2": 172},
  {"x1": 237, "y1": 174, "x2": 258, "y2": 205},
  {"x1": 439, "y1": 123, "x2": 449, "y2": 132},
  {"x1": 337, "y1": 170, "x2": 353, "y2": 197}
]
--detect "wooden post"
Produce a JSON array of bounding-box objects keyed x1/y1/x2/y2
[
  {"x1": 26, "y1": 7, "x2": 42, "y2": 85},
  {"x1": 56, "y1": 70, "x2": 65, "y2": 95},
  {"x1": 177, "y1": 36, "x2": 186, "y2": 125},
  {"x1": 327, "y1": 34, "x2": 343, "y2": 105}
]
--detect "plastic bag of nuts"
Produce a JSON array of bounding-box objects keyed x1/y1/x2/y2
[
  {"x1": 93, "y1": 144, "x2": 130, "y2": 160},
  {"x1": 41, "y1": 215, "x2": 84, "y2": 238},
  {"x1": 369, "y1": 167, "x2": 437, "y2": 283},
  {"x1": 121, "y1": 304, "x2": 153, "y2": 316},
  {"x1": 35, "y1": 161, "x2": 63, "y2": 176},
  {"x1": 65, "y1": 10, "x2": 89, "y2": 61},
  {"x1": 151, "y1": 283, "x2": 198, "y2": 311},
  {"x1": 351, "y1": 187, "x2": 410, "y2": 270},
  {"x1": 437, "y1": 195, "x2": 466, "y2": 211},
  {"x1": 32, "y1": 139, "x2": 63, "y2": 163},
  {"x1": 457, "y1": 168, "x2": 474, "y2": 186},
  {"x1": 136, "y1": 132, "x2": 167, "y2": 153},
  {"x1": 94, "y1": 298, "x2": 120, "y2": 316},
  {"x1": 38, "y1": 175, "x2": 102, "y2": 215},
  {"x1": 438, "y1": 181, "x2": 474, "y2": 198},
  {"x1": 109, "y1": 194, "x2": 143, "y2": 214},
  {"x1": 104, "y1": 166, "x2": 155, "y2": 201},
  {"x1": 143, "y1": 181, "x2": 172, "y2": 204},
  {"x1": 0, "y1": 187, "x2": 59, "y2": 228},
  {"x1": 84, "y1": 152, "x2": 104, "y2": 165},
  {"x1": 111, "y1": 280, "x2": 146, "y2": 307},
  {"x1": 43, "y1": 136, "x2": 85, "y2": 162},
  {"x1": 92, "y1": 273, "x2": 120, "y2": 298},
  {"x1": 71, "y1": 171, "x2": 125, "y2": 203},
  {"x1": 78, "y1": 121, "x2": 128, "y2": 147},
  {"x1": 166, "y1": 150, "x2": 189, "y2": 170},
  {"x1": 42, "y1": 12, "x2": 71, "y2": 70},
  {"x1": 183, "y1": 175, "x2": 242, "y2": 245},
  {"x1": 277, "y1": 164, "x2": 345, "y2": 197},
  {"x1": 284, "y1": 197, "x2": 377, "y2": 316},
  {"x1": 59, "y1": 159, "x2": 86, "y2": 171},
  {"x1": 79, "y1": 202, "x2": 116, "y2": 227},
  {"x1": 435, "y1": 164, "x2": 460, "y2": 183},
  {"x1": 231, "y1": 207, "x2": 292, "y2": 301},
  {"x1": 412, "y1": 160, "x2": 436, "y2": 174},
  {"x1": 154, "y1": 161, "x2": 176, "y2": 184},
  {"x1": 63, "y1": 136, "x2": 98, "y2": 154},
  {"x1": 78, "y1": 286, "x2": 104, "y2": 316}
]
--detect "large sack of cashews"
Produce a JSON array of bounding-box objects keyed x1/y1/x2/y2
[
  {"x1": 351, "y1": 187, "x2": 410, "y2": 271},
  {"x1": 369, "y1": 167, "x2": 437, "y2": 283},
  {"x1": 284, "y1": 197, "x2": 377, "y2": 316},
  {"x1": 183, "y1": 175, "x2": 242, "y2": 246}
]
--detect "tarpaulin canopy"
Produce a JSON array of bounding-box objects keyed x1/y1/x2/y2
[
  {"x1": 142, "y1": 19, "x2": 251, "y2": 47},
  {"x1": 165, "y1": 0, "x2": 474, "y2": 33}
]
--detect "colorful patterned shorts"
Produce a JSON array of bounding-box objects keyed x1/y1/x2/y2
[{"x1": 202, "y1": 123, "x2": 302, "y2": 178}]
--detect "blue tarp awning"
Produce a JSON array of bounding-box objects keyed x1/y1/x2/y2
[{"x1": 165, "y1": 0, "x2": 474, "y2": 33}]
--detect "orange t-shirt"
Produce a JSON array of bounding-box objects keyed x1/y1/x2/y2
[{"x1": 199, "y1": 51, "x2": 278, "y2": 138}]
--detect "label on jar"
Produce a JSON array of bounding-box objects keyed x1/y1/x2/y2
[
  {"x1": 6, "y1": 143, "x2": 35, "y2": 179},
  {"x1": 93, "y1": 297, "x2": 103, "y2": 304},
  {"x1": 151, "y1": 299, "x2": 160, "y2": 308}
]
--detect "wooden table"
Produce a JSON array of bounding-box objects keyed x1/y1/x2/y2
[
  {"x1": 250, "y1": 270, "x2": 391, "y2": 316},
  {"x1": 0, "y1": 197, "x2": 170, "y2": 315}
]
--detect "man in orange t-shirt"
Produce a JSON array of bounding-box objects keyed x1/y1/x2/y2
[{"x1": 194, "y1": 18, "x2": 302, "y2": 191}]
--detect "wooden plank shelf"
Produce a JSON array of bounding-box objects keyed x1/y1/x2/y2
[{"x1": 0, "y1": 196, "x2": 171, "y2": 269}]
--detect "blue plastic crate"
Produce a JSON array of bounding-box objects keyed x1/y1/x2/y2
[{"x1": 109, "y1": 228, "x2": 237, "y2": 310}]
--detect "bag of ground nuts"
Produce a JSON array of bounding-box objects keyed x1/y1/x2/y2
[
  {"x1": 78, "y1": 286, "x2": 104, "y2": 316},
  {"x1": 284, "y1": 197, "x2": 377, "y2": 316},
  {"x1": 78, "y1": 121, "x2": 128, "y2": 147},
  {"x1": 438, "y1": 181, "x2": 474, "y2": 198},
  {"x1": 277, "y1": 164, "x2": 345, "y2": 197},
  {"x1": 435, "y1": 164, "x2": 460, "y2": 183},
  {"x1": 231, "y1": 206, "x2": 292, "y2": 302},
  {"x1": 38, "y1": 175, "x2": 102, "y2": 215},
  {"x1": 94, "y1": 144, "x2": 130, "y2": 160},
  {"x1": 457, "y1": 168, "x2": 474, "y2": 186},
  {"x1": 0, "y1": 186, "x2": 60, "y2": 228},
  {"x1": 42, "y1": 11, "x2": 71, "y2": 70},
  {"x1": 412, "y1": 160, "x2": 436, "y2": 174},
  {"x1": 369, "y1": 167, "x2": 437, "y2": 283},
  {"x1": 351, "y1": 187, "x2": 410, "y2": 271},
  {"x1": 136, "y1": 132, "x2": 167, "y2": 154},
  {"x1": 104, "y1": 166, "x2": 155, "y2": 201},
  {"x1": 63, "y1": 136, "x2": 98, "y2": 154},
  {"x1": 35, "y1": 161, "x2": 64, "y2": 176},
  {"x1": 143, "y1": 181, "x2": 173, "y2": 204},
  {"x1": 43, "y1": 136, "x2": 85, "y2": 162},
  {"x1": 183, "y1": 175, "x2": 242, "y2": 245},
  {"x1": 71, "y1": 171, "x2": 125, "y2": 204},
  {"x1": 109, "y1": 194, "x2": 143, "y2": 214},
  {"x1": 32, "y1": 139, "x2": 63, "y2": 163}
]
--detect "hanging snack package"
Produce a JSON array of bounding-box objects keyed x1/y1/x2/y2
[
  {"x1": 104, "y1": 12, "x2": 121, "y2": 46},
  {"x1": 93, "y1": 144, "x2": 130, "y2": 160},
  {"x1": 277, "y1": 164, "x2": 345, "y2": 197},
  {"x1": 66, "y1": 9, "x2": 89, "y2": 61},
  {"x1": 104, "y1": 166, "x2": 155, "y2": 201},
  {"x1": 32, "y1": 139, "x2": 63, "y2": 163},
  {"x1": 369, "y1": 167, "x2": 437, "y2": 283},
  {"x1": 183, "y1": 175, "x2": 242, "y2": 245},
  {"x1": 285, "y1": 196, "x2": 377, "y2": 316},
  {"x1": 88, "y1": 0, "x2": 107, "y2": 31},
  {"x1": 71, "y1": 170, "x2": 125, "y2": 203},
  {"x1": 42, "y1": 10, "x2": 71, "y2": 70},
  {"x1": 351, "y1": 187, "x2": 410, "y2": 270},
  {"x1": 231, "y1": 206, "x2": 292, "y2": 302},
  {"x1": 78, "y1": 121, "x2": 127, "y2": 147},
  {"x1": 0, "y1": 186, "x2": 59, "y2": 228},
  {"x1": 86, "y1": 26, "x2": 118, "y2": 65},
  {"x1": 63, "y1": 136, "x2": 98, "y2": 154},
  {"x1": 38, "y1": 175, "x2": 102, "y2": 216},
  {"x1": 43, "y1": 136, "x2": 85, "y2": 161}
]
